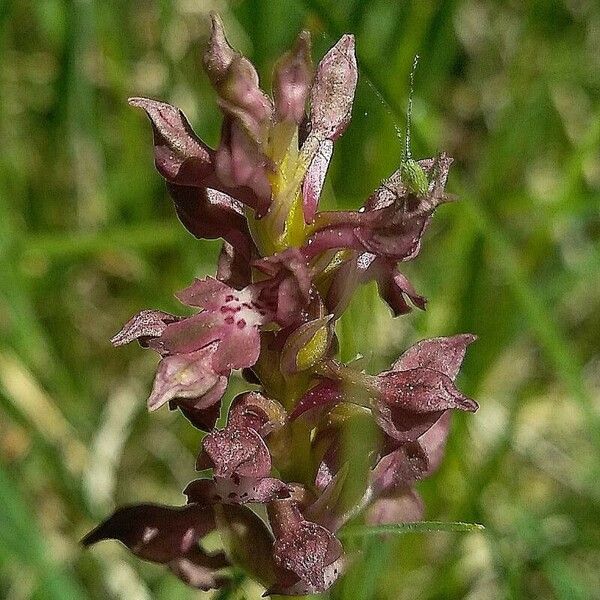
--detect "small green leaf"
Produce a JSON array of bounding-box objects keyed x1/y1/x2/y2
[{"x1": 339, "y1": 520, "x2": 485, "y2": 538}]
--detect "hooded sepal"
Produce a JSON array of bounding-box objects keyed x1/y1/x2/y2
[
  {"x1": 201, "y1": 425, "x2": 272, "y2": 478},
  {"x1": 128, "y1": 97, "x2": 213, "y2": 186},
  {"x1": 306, "y1": 154, "x2": 453, "y2": 261},
  {"x1": 227, "y1": 391, "x2": 288, "y2": 436},
  {"x1": 267, "y1": 498, "x2": 346, "y2": 595},
  {"x1": 253, "y1": 248, "x2": 312, "y2": 327},
  {"x1": 392, "y1": 334, "x2": 477, "y2": 380},
  {"x1": 373, "y1": 367, "x2": 477, "y2": 442}
]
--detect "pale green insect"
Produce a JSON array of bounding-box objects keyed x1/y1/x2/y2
[{"x1": 399, "y1": 55, "x2": 429, "y2": 197}]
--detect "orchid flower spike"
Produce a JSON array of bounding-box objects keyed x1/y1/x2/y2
[{"x1": 83, "y1": 15, "x2": 478, "y2": 596}]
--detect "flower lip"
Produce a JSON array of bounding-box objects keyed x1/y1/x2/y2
[{"x1": 184, "y1": 476, "x2": 289, "y2": 506}]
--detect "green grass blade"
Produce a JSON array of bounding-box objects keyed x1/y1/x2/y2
[{"x1": 339, "y1": 521, "x2": 485, "y2": 538}]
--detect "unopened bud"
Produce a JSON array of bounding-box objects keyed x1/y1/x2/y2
[
  {"x1": 273, "y1": 30, "x2": 313, "y2": 124},
  {"x1": 309, "y1": 34, "x2": 357, "y2": 140}
]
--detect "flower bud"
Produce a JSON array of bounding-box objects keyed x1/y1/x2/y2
[
  {"x1": 280, "y1": 315, "x2": 333, "y2": 374},
  {"x1": 273, "y1": 31, "x2": 313, "y2": 124},
  {"x1": 203, "y1": 13, "x2": 236, "y2": 84},
  {"x1": 216, "y1": 56, "x2": 273, "y2": 142},
  {"x1": 204, "y1": 15, "x2": 272, "y2": 143},
  {"x1": 309, "y1": 34, "x2": 357, "y2": 140}
]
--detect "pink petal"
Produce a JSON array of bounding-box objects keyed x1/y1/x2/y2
[
  {"x1": 152, "y1": 312, "x2": 222, "y2": 356},
  {"x1": 176, "y1": 277, "x2": 235, "y2": 310},
  {"x1": 213, "y1": 323, "x2": 261, "y2": 372}
]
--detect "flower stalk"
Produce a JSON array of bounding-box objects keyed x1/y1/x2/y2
[{"x1": 82, "y1": 13, "x2": 478, "y2": 597}]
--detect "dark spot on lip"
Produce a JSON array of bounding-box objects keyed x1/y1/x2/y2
[
  {"x1": 225, "y1": 295, "x2": 234, "y2": 302},
  {"x1": 237, "y1": 319, "x2": 246, "y2": 329},
  {"x1": 225, "y1": 316, "x2": 235, "y2": 325}
]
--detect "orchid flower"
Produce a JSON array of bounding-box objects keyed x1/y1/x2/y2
[{"x1": 83, "y1": 13, "x2": 478, "y2": 596}]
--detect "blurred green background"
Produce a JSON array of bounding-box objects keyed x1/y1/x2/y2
[{"x1": 1, "y1": 0, "x2": 599, "y2": 598}]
